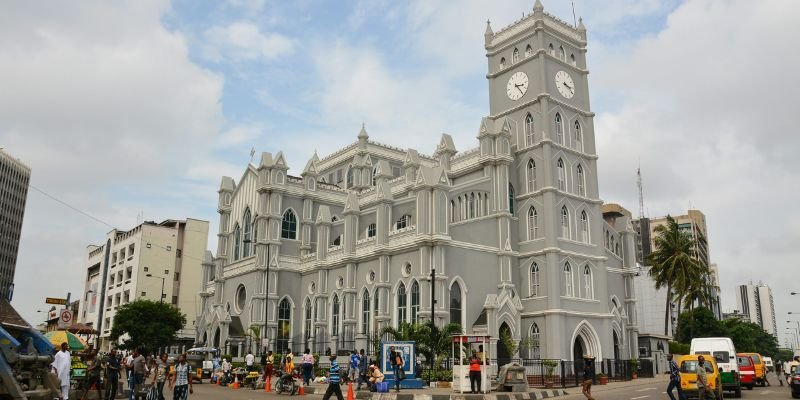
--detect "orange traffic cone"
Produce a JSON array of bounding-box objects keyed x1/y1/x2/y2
[
  {"x1": 298, "y1": 384, "x2": 305, "y2": 395},
  {"x1": 347, "y1": 382, "x2": 354, "y2": 400},
  {"x1": 233, "y1": 376, "x2": 240, "y2": 389},
  {"x1": 265, "y1": 376, "x2": 271, "y2": 392}
]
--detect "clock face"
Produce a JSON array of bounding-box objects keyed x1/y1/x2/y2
[
  {"x1": 555, "y1": 70, "x2": 575, "y2": 99},
  {"x1": 506, "y1": 71, "x2": 529, "y2": 101}
]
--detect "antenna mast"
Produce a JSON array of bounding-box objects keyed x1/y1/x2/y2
[{"x1": 637, "y1": 165, "x2": 645, "y2": 220}]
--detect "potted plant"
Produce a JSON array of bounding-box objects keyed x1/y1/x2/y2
[
  {"x1": 543, "y1": 360, "x2": 559, "y2": 389},
  {"x1": 597, "y1": 373, "x2": 608, "y2": 385},
  {"x1": 629, "y1": 359, "x2": 639, "y2": 380}
]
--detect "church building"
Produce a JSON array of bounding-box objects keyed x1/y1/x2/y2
[{"x1": 196, "y1": 0, "x2": 639, "y2": 362}]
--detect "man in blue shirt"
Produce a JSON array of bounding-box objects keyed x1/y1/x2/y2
[
  {"x1": 322, "y1": 355, "x2": 344, "y2": 400},
  {"x1": 666, "y1": 354, "x2": 685, "y2": 400},
  {"x1": 349, "y1": 350, "x2": 360, "y2": 384}
]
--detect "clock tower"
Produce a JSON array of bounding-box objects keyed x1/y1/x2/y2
[{"x1": 483, "y1": 1, "x2": 621, "y2": 360}]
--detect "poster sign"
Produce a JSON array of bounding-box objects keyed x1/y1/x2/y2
[
  {"x1": 381, "y1": 341, "x2": 416, "y2": 379},
  {"x1": 58, "y1": 309, "x2": 73, "y2": 328},
  {"x1": 46, "y1": 297, "x2": 68, "y2": 305}
]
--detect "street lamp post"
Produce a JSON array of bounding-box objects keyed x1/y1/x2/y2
[{"x1": 146, "y1": 273, "x2": 166, "y2": 304}]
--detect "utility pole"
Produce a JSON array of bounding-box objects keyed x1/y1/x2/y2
[{"x1": 430, "y1": 267, "x2": 436, "y2": 372}]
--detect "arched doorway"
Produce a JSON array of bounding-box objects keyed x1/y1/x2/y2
[
  {"x1": 497, "y1": 322, "x2": 512, "y2": 366},
  {"x1": 213, "y1": 328, "x2": 220, "y2": 349},
  {"x1": 573, "y1": 336, "x2": 585, "y2": 378},
  {"x1": 613, "y1": 331, "x2": 620, "y2": 360},
  {"x1": 203, "y1": 332, "x2": 208, "y2": 346}
]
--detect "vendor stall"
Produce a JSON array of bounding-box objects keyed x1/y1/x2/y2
[{"x1": 451, "y1": 335, "x2": 491, "y2": 394}]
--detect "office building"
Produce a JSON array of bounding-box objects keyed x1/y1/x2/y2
[
  {"x1": 0, "y1": 148, "x2": 31, "y2": 301},
  {"x1": 736, "y1": 283, "x2": 777, "y2": 337}
]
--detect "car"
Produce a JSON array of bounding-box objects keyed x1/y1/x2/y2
[
  {"x1": 690, "y1": 337, "x2": 741, "y2": 398},
  {"x1": 790, "y1": 366, "x2": 800, "y2": 399},
  {"x1": 736, "y1": 354, "x2": 755, "y2": 389},
  {"x1": 740, "y1": 352, "x2": 766, "y2": 386},
  {"x1": 679, "y1": 355, "x2": 723, "y2": 400}
]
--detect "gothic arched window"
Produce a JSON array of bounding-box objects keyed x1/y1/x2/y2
[
  {"x1": 548, "y1": 43, "x2": 554, "y2": 56},
  {"x1": 529, "y1": 263, "x2": 540, "y2": 297},
  {"x1": 450, "y1": 282, "x2": 462, "y2": 326},
  {"x1": 411, "y1": 281, "x2": 420, "y2": 323},
  {"x1": 233, "y1": 224, "x2": 241, "y2": 261},
  {"x1": 512, "y1": 48, "x2": 520, "y2": 63},
  {"x1": 577, "y1": 164, "x2": 585, "y2": 196},
  {"x1": 575, "y1": 120, "x2": 583, "y2": 152},
  {"x1": 304, "y1": 299, "x2": 312, "y2": 344},
  {"x1": 397, "y1": 283, "x2": 407, "y2": 326},
  {"x1": 557, "y1": 158, "x2": 566, "y2": 190},
  {"x1": 468, "y1": 192, "x2": 476, "y2": 219},
  {"x1": 525, "y1": 44, "x2": 533, "y2": 57},
  {"x1": 564, "y1": 263, "x2": 574, "y2": 297},
  {"x1": 242, "y1": 209, "x2": 252, "y2": 257},
  {"x1": 528, "y1": 207, "x2": 539, "y2": 240},
  {"x1": 527, "y1": 159, "x2": 536, "y2": 192},
  {"x1": 332, "y1": 294, "x2": 340, "y2": 336},
  {"x1": 583, "y1": 265, "x2": 594, "y2": 299},
  {"x1": 500, "y1": 57, "x2": 506, "y2": 69},
  {"x1": 508, "y1": 183, "x2": 516, "y2": 214},
  {"x1": 555, "y1": 113, "x2": 563, "y2": 144},
  {"x1": 559, "y1": 45, "x2": 566, "y2": 61},
  {"x1": 580, "y1": 210, "x2": 589, "y2": 243},
  {"x1": 277, "y1": 298, "x2": 291, "y2": 353},
  {"x1": 450, "y1": 200, "x2": 456, "y2": 223},
  {"x1": 525, "y1": 114, "x2": 535, "y2": 146},
  {"x1": 570, "y1": 53, "x2": 576, "y2": 66},
  {"x1": 361, "y1": 290, "x2": 370, "y2": 334},
  {"x1": 281, "y1": 209, "x2": 297, "y2": 239},
  {"x1": 528, "y1": 323, "x2": 542, "y2": 359},
  {"x1": 561, "y1": 206, "x2": 570, "y2": 239}
]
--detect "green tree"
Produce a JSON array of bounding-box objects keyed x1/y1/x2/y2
[
  {"x1": 721, "y1": 318, "x2": 779, "y2": 357},
  {"x1": 646, "y1": 216, "x2": 703, "y2": 335},
  {"x1": 247, "y1": 324, "x2": 261, "y2": 354},
  {"x1": 675, "y1": 306, "x2": 723, "y2": 342},
  {"x1": 110, "y1": 299, "x2": 186, "y2": 353},
  {"x1": 379, "y1": 322, "x2": 462, "y2": 366}
]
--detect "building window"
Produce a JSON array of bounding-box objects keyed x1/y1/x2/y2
[
  {"x1": 528, "y1": 323, "x2": 541, "y2": 359},
  {"x1": 276, "y1": 299, "x2": 291, "y2": 353},
  {"x1": 570, "y1": 53, "x2": 576, "y2": 66},
  {"x1": 580, "y1": 210, "x2": 589, "y2": 243},
  {"x1": 525, "y1": 44, "x2": 533, "y2": 57},
  {"x1": 411, "y1": 281, "x2": 420, "y2": 323},
  {"x1": 242, "y1": 209, "x2": 252, "y2": 257},
  {"x1": 499, "y1": 57, "x2": 506, "y2": 69},
  {"x1": 557, "y1": 158, "x2": 566, "y2": 190},
  {"x1": 331, "y1": 216, "x2": 338, "y2": 223},
  {"x1": 564, "y1": 263, "x2": 573, "y2": 297},
  {"x1": 304, "y1": 299, "x2": 312, "y2": 343},
  {"x1": 548, "y1": 43, "x2": 554, "y2": 56},
  {"x1": 512, "y1": 47, "x2": 520, "y2": 63},
  {"x1": 555, "y1": 113, "x2": 563, "y2": 144},
  {"x1": 235, "y1": 284, "x2": 246, "y2": 313},
  {"x1": 346, "y1": 167, "x2": 353, "y2": 188},
  {"x1": 332, "y1": 294, "x2": 340, "y2": 337},
  {"x1": 281, "y1": 209, "x2": 297, "y2": 239},
  {"x1": 529, "y1": 263, "x2": 540, "y2": 297},
  {"x1": 468, "y1": 193, "x2": 476, "y2": 219},
  {"x1": 508, "y1": 183, "x2": 515, "y2": 214},
  {"x1": 574, "y1": 121, "x2": 583, "y2": 152},
  {"x1": 233, "y1": 224, "x2": 241, "y2": 261},
  {"x1": 583, "y1": 266, "x2": 593, "y2": 299},
  {"x1": 527, "y1": 159, "x2": 536, "y2": 192},
  {"x1": 367, "y1": 223, "x2": 376, "y2": 238},
  {"x1": 450, "y1": 200, "x2": 456, "y2": 223},
  {"x1": 561, "y1": 206, "x2": 570, "y2": 239},
  {"x1": 577, "y1": 165, "x2": 585, "y2": 196},
  {"x1": 528, "y1": 207, "x2": 538, "y2": 240},
  {"x1": 450, "y1": 282, "x2": 462, "y2": 326},
  {"x1": 397, "y1": 283, "x2": 407, "y2": 326},
  {"x1": 525, "y1": 114, "x2": 535, "y2": 146},
  {"x1": 361, "y1": 290, "x2": 370, "y2": 334},
  {"x1": 559, "y1": 45, "x2": 566, "y2": 61},
  {"x1": 396, "y1": 214, "x2": 411, "y2": 230},
  {"x1": 176, "y1": 249, "x2": 182, "y2": 258},
  {"x1": 332, "y1": 235, "x2": 341, "y2": 246}
]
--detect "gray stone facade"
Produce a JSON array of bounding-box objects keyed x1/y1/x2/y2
[
  {"x1": 196, "y1": 1, "x2": 639, "y2": 362},
  {"x1": 0, "y1": 148, "x2": 30, "y2": 301}
]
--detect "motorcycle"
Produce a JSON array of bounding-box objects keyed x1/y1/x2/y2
[
  {"x1": 790, "y1": 368, "x2": 800, "y2": 399},
  {"x1": 274, "y1": 369, "x2": 300, "y2": 395}
]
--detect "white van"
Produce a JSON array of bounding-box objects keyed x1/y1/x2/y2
[
  {"x1": 763, "y1": 356, "x2": 774, "y2": 372},
  {"x1": 690, "y1": 337, "x2": 741, "y2": 398}
]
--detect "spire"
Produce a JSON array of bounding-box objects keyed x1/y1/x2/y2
[
  {"x1": 534, "y1": 0, "x2": 544, "y2": 12},
  {"x1": 358, "y1": 122, "x2": 369, "y2": 139},
  {"x1": 484, "y1": 19, "x2": 493, "y2": 36},
  {"x1": 577, "y1": 17, "x2": 586, "y2": 39},
  {"x1": 484, "y1": 19, "x2": 494, "y2": 47}
]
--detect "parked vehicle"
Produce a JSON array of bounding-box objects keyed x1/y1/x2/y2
[
  {"x1": 186, "y1": 347, "x2": 218, "y2": 383},
  {"x1": 690, "y1": 337, "x2": 741, "y2": 398},
  {"x1": 740, "y1": 352, "x2": 766, "y2": 386},
  {"x1": 790, "y1": 365, "x2": 800, "y2": 399},
  {"x1": 736, "y1": 354, "x2": 755, "y2": 389},
  {"x1": 763, "y1": 356, "x2": 774, "y2": 372},
  {"x1": 679, "y1": 355, "x2": 723, "y2": 400}
]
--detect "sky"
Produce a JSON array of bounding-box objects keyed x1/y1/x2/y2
[{"x1": 2, "y1": 0, "x2": 800, "y2": 348}]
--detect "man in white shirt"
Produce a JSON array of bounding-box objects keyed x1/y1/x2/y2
[
  {"x1": 51, "y1": 343, "x2": 72, "y2": 400},
  {"x1": 246, "y1": 351, "x2": 255, "y2": 372}
]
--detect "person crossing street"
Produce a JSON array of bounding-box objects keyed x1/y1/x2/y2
[
  {"x1": 322, "y1": 354, "x2": 344, "y2": 400},
  {"x1": 666, "y1": 354, "x2": 685, "y2": 400}
]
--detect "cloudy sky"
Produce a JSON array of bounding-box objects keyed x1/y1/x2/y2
[{"x1": 2, "y1": 0, "x2": 799, "y2": 347}]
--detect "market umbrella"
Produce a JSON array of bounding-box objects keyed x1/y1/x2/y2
[{"x1": 44, "y1": 330, "x2": 88, "y2": 351}]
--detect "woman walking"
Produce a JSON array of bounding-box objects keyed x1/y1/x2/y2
[
  {"x1": 150, "y1": 353, "x2": 168, "y2": 400},
  {"x1": 302, "y1": 349, "x2": 314, "y2": 386},
  {"x1": 170, "y1": 354, "x2": 193, "y2": 400}
]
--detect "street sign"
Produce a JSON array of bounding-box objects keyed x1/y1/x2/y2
[
  {"x1": 58, "y1": 309, "x2": 72, "y2": 328},
  {"x1": 46, "y1": 297, "x2": 68, "y2": 305}
]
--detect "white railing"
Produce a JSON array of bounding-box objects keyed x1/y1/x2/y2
[{"x1": 389, "y1": 225, "x2": 416, "y2": 237}]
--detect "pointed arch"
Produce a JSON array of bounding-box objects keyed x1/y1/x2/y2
[
  {"x1": 526, "y1": 159, "x2": 536, "y2": 192},
  {"x1": 499, "y1": 57, "x2": 506, "y2": 69},
  {"x1": 524, "y1": 113, "x2": 535, "y2": 146},
  {"x1": 555, "y1": 113, "x2": 563, "y2": 144},
  {"x1": 561, "y1": 205, "x2": 570, "y2": 239},
  {"x1": 527, "y1": 322, "x2": 542, "y2": 359},
  {"x1": 570, "y1": 320, "x2": 603, "y2": 361},
  {"x1": 360, "y1": 288, "x2": 371, "y2": 335},
  {"x1": 397, "y1": 282, "x2": 408, "y2": 326},
  {"x1": 557, "y1": 158, "x2": 566, "y2": 190},
  {"x1": 529, "y1": 262, "x2": 540, "y2": 297},
  {"x1": 583, "y1": 265, "x2": 594, "y2": 299},
  {"x1": 281, "y1": 208, "x2": 298, "y2": 239},
  {"x1": 574, "y1": 120, "x2": 583, "y2": 152},
  {"x1": 450, "y1": 200, "x2": 456, "y2": 223},
  {"x1": 558, "y1": 45, "x2": 566, "y2": 61},
  {"x1": 304, "y1": 298, "x2": 313, "y2": 344},
  {"x1": 525, "y1": 44, "x2": 533, "y2": 57},
  {"x1": 512, "y1": 47, "x2": 520, "y2": 63},
  {"x1": 242, "y1": 208, "x2": 252, "y2": 257},
  {"x1": 410, "y1": 280, "x2": 420, "y2": 323},
  {"x1": 276, "y1": 297, "x2": 293, "y2": 353},
  {"x1": 468, "y1": 192, "x2": 476, "y2": 219},
  {"x1": 331, "y1": 293, "x2": 341, "y2": 336},
  {"x1": 449, "y1": 279, "x2": 464, "y2": 327},
  {"x1": 508, "y1": 183, "x2": 516, "y2": 214},
  {"x1": 527, "y1": 206, "x2": 538, "y2": 240},
  {"x1": 564, "y1": 262, "x2": 574, "y2": 297},
  {"x1": 577, "y1": 164, "x2": 585, "y2": 196},
  {"x1": 548, "y1": 43, "x2": 554, "y2": 55},
  {"x1": 580, "y1": 210, "x2": 589, "y2": 243}
]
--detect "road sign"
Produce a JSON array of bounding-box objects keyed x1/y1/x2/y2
[
  {"x1": 46, "y1": 297, "x2": 68, "y2": 305},
  {"x1": 58, "y1": 309, "x2": 73, "y2": 328}
]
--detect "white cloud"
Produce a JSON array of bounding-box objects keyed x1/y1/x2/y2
[
  {"x1": 0, "y1": 1, "x2": 224, "y2": 324},
  {"x1": 203, "y1": 21, "x2": 294, "y2": 63},
  {"x1": 218, "y1": 124, "x2": 265, "y2": 147}
]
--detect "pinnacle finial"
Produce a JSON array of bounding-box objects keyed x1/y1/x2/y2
[
  {"x1": 534, "y1": 0, "x2": 544, "y2": 12},
  {"x1": 485, "y1": 19, "x2": 493, "y2": 36},
  {"x1": 358, "y1": 122, "x2": 368, "y2": 139},
  {"x1": 578, "y1": 17, "x2": 586, "y2": 31}
]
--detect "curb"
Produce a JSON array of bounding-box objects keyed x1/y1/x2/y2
[{"x1": 355, "y1": 390, "x2": 569, "y2": 400}]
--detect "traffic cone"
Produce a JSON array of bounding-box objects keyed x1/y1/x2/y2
[
  {"x1": 265, "y1": 375, "x2": 271, "y2": 392},
  {"x1": 347, "y1": 382, "x2": 354, "y2": 400},
  {"x1": 298, "y1": 384, "x2": 305, "y2": 395},
  {"x1": 233, "y1": 375, "x2": 240, "y2": 389}
]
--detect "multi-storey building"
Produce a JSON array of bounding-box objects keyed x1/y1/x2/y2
[
  {"x1": 196, "y1": 1, "x2": 639, "y2": 361},
  {"x1": 0, "y1": 149, "x2": 31, "y2": 301},
  {"x1": 736, "y1": 283, "x2": 777, "y2": 337},
  {"x1": 78, "y1": 219, "x2": 209, "y2": 351}
]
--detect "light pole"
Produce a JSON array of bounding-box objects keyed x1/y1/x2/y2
[
  {"x1": 786, "y1": 328, "x2": 798, "y2": 350},
  {"x1": 146, "y1": 273, "x2": 166, "y2": 304}
]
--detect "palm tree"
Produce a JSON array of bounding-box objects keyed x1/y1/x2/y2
[
  {"x1": 379, "y1": 322, "x2": 462, "y2": 367},
  {"x1": 646, "y1": 216, "x2": 703, "y2": 336},
  {"x1": 247, "y1": 324, "x2": 261, "y2": 354}
]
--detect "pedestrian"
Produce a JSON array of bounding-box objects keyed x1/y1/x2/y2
[
  {"x1": 150, "y1": 353, "x2": 168, "y2": 400},
  {"x1": 696, "y1": 355, "x2": 713, "y2": 400},
  {"x1": 322, "y1": 354, "x2": 344, "y2": 400},
  {"x1": 80, "y1": 351, "x2": 103, "y2": 400},
  {"x1": 245, "y1": 350, "x2": 255, "y2": 372},
  {"x1": 666, "y1": 354, "x2": 685, "y2": 400},
  {"x1": 357, "y1": 349, "x2": 367, "y2": 390},
  {"x1": 221, "y1": 358, "x2": 231, "y2": 384},
  {"x1": 776, "y1": 360, "x2": 784, "y2": 386},
  {"x1": 349, "y1": 349, "x2": 360, "y2": 384},
  {"x1": 131, "y1": 348, "x2": 146, "y2": 397},
  {"x1": 582, "y1": 355, "x2": 595, "y2": 400},
  {"x1": 169, "y1": 354, "x2": 193, "y2": 400},
  {"x1": 104, "y1": 349, "x2": 121, "y2": 400},
  {"x1": 264, "y1": 351, "x2": 274, "y2": 382},
  {"x1": 388, "y1": 346, "x2": 404, "y2": 392},
  {"x1": 468, "y1": 350, "x2": 482, "y2": 394},
  {"x1": 51, "y1": 343, "x2": 71, "y2": 400},
  {"x1": 301, "y1": 348, "x2": 314, "y2": 386},
  {"x1": 125, "y1": 351, "x2": 135, "y2": 400}
]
